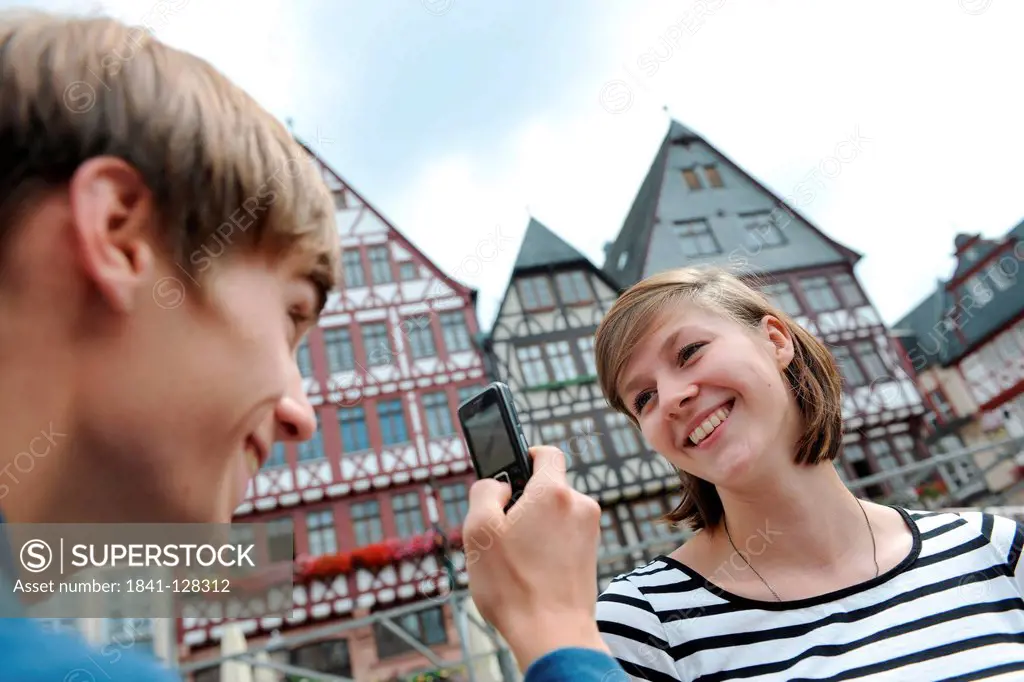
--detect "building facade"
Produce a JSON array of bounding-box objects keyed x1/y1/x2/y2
[
  {"x1": 176, "y1": 143, "x2": 487, "y2": 681},
  {"x1": 484, "y1": 218, "x2": 690, "y2": 588},
  {"x1": 893, "y1": 226, "x2": 1024, "y2": 502},
  {"x1": 600, "y1": 120, "x2": 936, "y2": 506}
]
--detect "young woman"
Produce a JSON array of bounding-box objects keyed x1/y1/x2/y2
[{"x1": 592, "y1": 267, "x2": 1024, "y2": 681}]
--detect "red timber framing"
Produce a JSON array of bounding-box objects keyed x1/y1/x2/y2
[{"x1": 177, "y1": 141, "x2": 488, "y2": 654}]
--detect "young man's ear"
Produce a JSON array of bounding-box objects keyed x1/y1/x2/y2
[
  {"x1": 760, "y1": 314, "x2": 796, "y2": 370},
  {"x1": 69, "y1": 156, "x2": 157, "y2": 313}
]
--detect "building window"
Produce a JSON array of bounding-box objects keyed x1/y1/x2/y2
[
  {"x1": 854, "y1": 341, "x2": 887, "y2": 381},
  {"x1": 105, "y1": 618, "x2": 154, "y2": 657},
  {"x1": 893, "y1": 434, "x2": 917, "y2": 463},
  {"x1": 368, "y1": 245, "x2": 393, "y2": 284},
  {"x1": 967, "y1": 276, "x2": 994, "y2": 306},
  {"x1": 681, "y1": 168, "x2": 702, "y2": 190},
  {"x1": 392, "y1": 491, "x2": 424, "y2": 538},
  {"x1": 267, "y1": 517, "x2": 294, "y2": 563},
  {"x1": 423, "y1": 391, "x2": 454, "y2": 438},
  {"x1": 800, "y1": 276, "x2": 840, "y2": 312},
  {"x1": 539, "y1": 419, "x2": 605, "y2": 466},
  {"x1": 362, "y1": 323, "x2": 394, "y2": 366},
  {"x1": 323, "y1": 328, "x2": 356, "y2": 373},
  {"x1": 399, "y1": 261, "x2": 418, "y2": 281},
  {"x1": 617, "y1": 252, "x2": 628, "y2": 270},
  {"x1": 440, "y1": 311, "x2": 471, "y2": 352},
  {"x1": 832, "y1": 346, "x2": 866, "y2": 387},
  {"x1": 606, "y1": 412, "x2": 641, "y2": 456},
  {"x1": 378, "y1": 399, "x2": 409, "y2": 446},
  {"x1": 556, "y1": 271, "x2": 592, "y2": 305},
  {"x1": 439, "y1": 482, "x2": 469, "y2": 528},
  {"x1": 519, "y1": 276, "x2": 554, "y2": 310},
  {"x1": 833, "y1": 273, "x2": 866, "y2": 306},
  {"x1": 672, "y1": 219, "x2": 720, "y2": 258},
  {"x1": 545, "y1": 341, "x2": 578, "y2": 382},
  {"x1": 577, "y1": 336, "x2": 597, "y2": 376},
  {"x1": 297, "y1": 414, "x2": 324, "y2": 462},
  {"x1": 351, "y1": 500, "x2": 383, "y2": 547},
  {"x1": 374, "y1": 607, "x2": 448, "y2": 659},
  {"x1": 306, "y1": 509, "x2": 337, "y2": 557},
  {"x1": 265, "y1": 442, "x2": 287, "y2": 468},
  {"x1": 457, "y1": 385, "x2": 485, "y2": 404},
  {"x1": 761, "y1": 282, "x2": 802, "y2": 316},
  {"x1": 343, "y1": 249, "x2": 365, "y2": 288},
  {"x1": 402, "y1": 315, "x2": 436, "y2": 358},
  {"x1": 600, "y1": 510, "x2": 628, "y2": 573},
  {"x1": 297, "y1": 340, "x2": 313, "y2": 377},
  {"x1": 291, "y1": 640, "x2": 352, "y2": 679},
  {"x1": 631, "y1": 499, "x2": 670, "y2": 538},
  {"x1": 869, "y1": 439, "x2": 905, "y2": 489},
  {"x1": 339, "y1": 407, "x2": 370, "y2": 452},
  {"x1": 516, "y1": 345, "x2": 550, "y2": 386},
  {"x1": 741, "y1": 211, "x2": 786, "y2": 250},
  {"x1": 987, "y1": 261, "x2": 1014, "y2": 291},
  {"x1": 704, "y1": 164, "x2": 724, "y2": 188},
  {"x1": 571, "y1": 417, "x2": 605, "y2": 463}
]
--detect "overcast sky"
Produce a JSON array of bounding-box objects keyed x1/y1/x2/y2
[{"x1": 12, "y1": 0, "x2": 1023, "y2": 330}]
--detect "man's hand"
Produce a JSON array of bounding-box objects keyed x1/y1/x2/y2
[{"x1": 462, "y1": 445, "x2": 610, "y2": 671}]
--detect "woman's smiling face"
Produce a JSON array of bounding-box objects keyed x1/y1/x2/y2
[{"x1": 616, "y1": 301, "x2": 801, "y2": 488}]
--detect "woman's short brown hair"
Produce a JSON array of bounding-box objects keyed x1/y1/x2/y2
[{"x1": 594, "y1": 266, "x2": 844, "y2": 532}]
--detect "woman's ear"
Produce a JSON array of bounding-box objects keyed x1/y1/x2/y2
[{"x1": 760, "y1": 315, "x2": 796, "y2": 370}]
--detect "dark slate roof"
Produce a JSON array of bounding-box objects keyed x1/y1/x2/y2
[
  {"x1": 950, "y1": 233, "x2": 1004, "y2": 282},
  {"x1": 600, "y1": 118, "x2": 861, "y2": 288},
  {"x1": 892, "y1": 288, "x2": 952, "y2": 370},
  {"x1": 513, "y1": 218, "x2": 590, "y2": 273},
  {"x1": 893, "y1": 220, "x2": 1024, "y2": 367},
  {"x1": 601, "y1": 135, "x2": 671, "y2": 289}
]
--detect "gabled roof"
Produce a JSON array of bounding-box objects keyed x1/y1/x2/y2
[
  {"x1": 601, "y1": 135, "x2": 671, "y2": 289},
  {"x1": 949, "y1": 233, "x2": 1004, "y2": 283},
  {"x1": 295, "y1": 138, "x2": 477, "y2": 305},
  {"x1": 601, "y1": 119, "x2": 862, "y2": 288},
  {"x1": 513, "y1": 218, "x2": 590, "y2": 273}
]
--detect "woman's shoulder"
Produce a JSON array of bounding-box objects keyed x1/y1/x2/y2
[
  {"x1": 899, "y1": 505, "x2": 1024, "y2": 566},
  {"x1": 596, "y1": 556, "x2": 705, "y2": 624}
]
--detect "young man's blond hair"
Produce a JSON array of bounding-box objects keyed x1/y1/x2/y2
[{"x1": 0, "y1": 11, "x2": 338, "y2": 678}]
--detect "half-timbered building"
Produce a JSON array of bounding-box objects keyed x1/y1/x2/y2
[
  {"x1": 176, "y1": 142, "x2": 488, "y2": 681},
  {"x1": 485, "y1": 218, "x2": 687, "y2": 585},
  {"x1": 601, "y1": 120, "x2": 935, "y2": 505},
  {"x1": 893, "y1": 225, "x2": 1024, "y2": 503}
]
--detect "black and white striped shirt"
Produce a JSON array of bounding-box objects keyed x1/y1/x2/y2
[{"x1": 596, "y1": 508, "x2": 1024, "y2": 681}]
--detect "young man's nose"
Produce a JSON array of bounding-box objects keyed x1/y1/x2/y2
[{"x1": 274, "y1": 373, "x2": 317, "y2": 442}]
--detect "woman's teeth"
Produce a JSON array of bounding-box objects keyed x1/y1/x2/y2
[{"x1": 688, "y1": 404, "x2": 732, "y2": 445}]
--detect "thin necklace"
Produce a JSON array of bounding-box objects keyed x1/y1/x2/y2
[{"x1": 723, "y1": 498, "x2": 879, "y2": 602}]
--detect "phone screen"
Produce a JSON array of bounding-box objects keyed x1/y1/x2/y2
[{"x1": 462, "y1": 400, "x2": 518, "y2": 479}]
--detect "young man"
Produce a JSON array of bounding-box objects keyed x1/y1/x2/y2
[{"x1": 0, "y1": 10, "x2": 623, "y2": 681}]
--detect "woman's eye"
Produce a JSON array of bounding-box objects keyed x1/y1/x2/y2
[
  {"x1": 677, "y1": 342, "x2": 705, "y2": 365},
  {"x1": 633, "y1": 391, "x2": 652, "y2": 415}
]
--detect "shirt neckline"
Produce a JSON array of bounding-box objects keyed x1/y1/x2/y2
[{"x1": 652, "y1": 505, "x2": 923, "y2": 611}]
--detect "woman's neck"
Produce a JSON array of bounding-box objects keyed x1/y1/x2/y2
[{"x1": 711, "y1": 463, "x2": 874, "y2": 573}]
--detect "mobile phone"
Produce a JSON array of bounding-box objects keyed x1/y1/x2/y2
[{"x1": 457, "y1": 382, "x2": 532, "y2": 509}]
